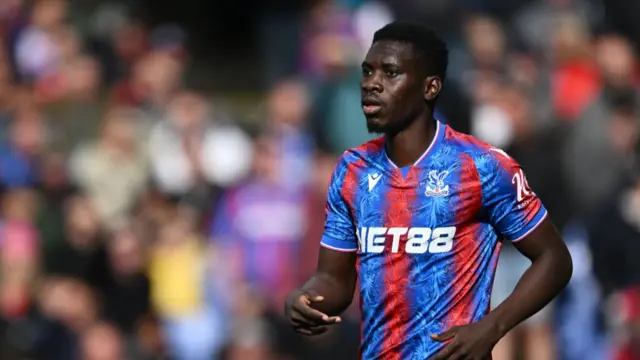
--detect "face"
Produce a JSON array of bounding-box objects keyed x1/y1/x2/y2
[
  {"x1": 361, "y1": 41, "x2": 441, "y2": 134},
  {"x1": 109, "y1": 226, "x2": 144, "y2": 276}
]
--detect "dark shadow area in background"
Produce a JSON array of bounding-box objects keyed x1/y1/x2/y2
[{"x1": 111, "y1": 0, "x2": 640, "y2": 93}]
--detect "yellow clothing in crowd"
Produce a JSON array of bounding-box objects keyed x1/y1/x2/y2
[{"x1": 148, "y1": 237, "x2": 205, "y2": 317}]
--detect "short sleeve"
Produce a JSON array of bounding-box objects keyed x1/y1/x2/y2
[
  {"x1": 320, "y1": 155, "x2": 358, "y2": 252},
  {"x1": 478, "y1": 148, "x2": 548, "y2": 242}
]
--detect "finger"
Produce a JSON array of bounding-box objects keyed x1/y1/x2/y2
[
  {"x1": 292, "y1": 305, "x2": 332, "y2": 323},
  {"x1": 289, "y1": 311, "x2": 319, "y2": 327},
  {"x1": 429, "y1": 341, "x2": 461, "y2": 360},
  {"x1": 290, "y1": 313, "x2": 320, "y2": 327},
  {"x1": 430, "y1": 327, "x2": 459, "y2": 342},
  {"x1": 295, "y1": 325, "x2": 329, "y2": 336},
  {"x1": 302, "y1": 290, "x2": 325, "y2": 303},
  {"x1": 291, "y1": 310, "x2": 341, "y2": 326},
  {"x1": 289, "y1": 316, "x2": 342, "y2": 326}
]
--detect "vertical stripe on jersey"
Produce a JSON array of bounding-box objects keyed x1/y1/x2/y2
[
  {"x1": 444, "y1": 153, "x2": 484, "y2": 330},
  {"x1": 379, "y1": 166, "x2": 417, "y2": 359},
  {"x1": 341, "y1": 158, "x2": 364, "y2": 241},
  {"x1": 347, "y1": 146, "x2": 389, "y2": 360},
  {"x1": 340, "y1": 158, "x2": 364, "y2": 358}
]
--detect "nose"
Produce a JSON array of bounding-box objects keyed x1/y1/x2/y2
[{"x1": 362, "y1": 72, "x2": 383, "y2": 93}]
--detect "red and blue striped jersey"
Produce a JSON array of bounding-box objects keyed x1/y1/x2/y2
[{"x1": 320, "y1": 120, "x2": 547, "y2": 360}]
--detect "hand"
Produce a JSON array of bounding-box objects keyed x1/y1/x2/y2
[
  {"x1": 284, "y1": 289, "x2": 341, "y2": 336},
  {"x1": 429, "y1": 320, "x2": 502, "y2": 360}
]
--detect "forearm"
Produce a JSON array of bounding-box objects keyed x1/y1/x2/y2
[
  {"x1": 302, "y1": 272, "x2": 356, "y2": 316},
  {"x1": 487, "y1": 247, "x2": 572, "y2": 336}
]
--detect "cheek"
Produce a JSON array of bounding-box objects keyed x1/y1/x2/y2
[{"x1": 389, "y1": 88, "x2": 420, "y2": 113}]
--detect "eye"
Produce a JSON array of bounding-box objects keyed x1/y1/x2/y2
[
  {"x1": 385, "y1": 70, "x2": 399, "y2": 78},
  {"x1": 362, "y1": 68, "x2": 373, "y2": 77}
]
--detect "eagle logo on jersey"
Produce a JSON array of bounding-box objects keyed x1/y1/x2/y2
[{"x1": 425, "y1": 170, "x2": 450, "y2": 197}]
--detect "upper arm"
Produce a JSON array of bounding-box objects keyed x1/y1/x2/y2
[
  {"x1": 511, "y1": 217, "x2": 567, "y2": 262},
  {"x1": 320, "y1": 155, "x2": 358, "y2": 252},
  {"x1": 317, "y1": 246, "x2": 358, "y2": 283},
  {"x1": 479, "y1": 148, "x2": 569, "y2": 261},
  {"x1": 479, "y1": 148, "x2": 548, "y2": 243},
  {"x1": 317, "y1": 155, "x2": 358, "y2": 284}
]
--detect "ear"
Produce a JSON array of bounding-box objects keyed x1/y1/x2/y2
[{"x1": 424, "y1": 76, "x2": 442, "y2": 102}]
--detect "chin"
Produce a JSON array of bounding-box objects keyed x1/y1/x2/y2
[{"x1": 366, "y1": 117, "x2": 388, "y2": 134}]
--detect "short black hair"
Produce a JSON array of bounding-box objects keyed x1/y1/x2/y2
[{"x1": 372, "y1": 22, "x2": 449, "y2": 81}]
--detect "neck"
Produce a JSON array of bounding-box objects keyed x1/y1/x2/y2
[{"x1": 385, "y1": 110, "x2": 437, "y2": 167}]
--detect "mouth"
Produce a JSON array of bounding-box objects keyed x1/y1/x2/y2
[{"x1": 362, "y1": 98, "x2": 382, "y2": 116}]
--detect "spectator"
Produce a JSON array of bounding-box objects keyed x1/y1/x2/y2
[
  {"x1": 97, "y1": 222, "x2": 151, "y2": 336},
  {"x1": 148, "y1": 90, "x2": 253, "y2": 209},
  {"x1": 43, "y1": 194, "x2": 104, "y2": 283},
  {"x1": 13, "y1": 0, "x2": 67, "y2": 82},
  {"x1": 149, "y1": 206, "x2": 227, "y2": 360},
  {"x1": 80, "y1": 322, "x2": 125, "y2": 360},
  {"x1": 69, "y1": 107, "x2": 148, "y2": 229},
  {"x1": 0, "y1": 109, "x2": 47, "y2": 189},
  {"x1": 264, "y1": 78, "x2": 314, "y2": 191}
]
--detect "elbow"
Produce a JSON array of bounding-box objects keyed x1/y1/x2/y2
[{"x1": 557, "y1": 243, "x2": 574, "y2": 289}]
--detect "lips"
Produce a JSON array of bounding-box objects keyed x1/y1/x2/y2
[{"x1": 362, "y1": 97, "x2": 382, "y2": 115}]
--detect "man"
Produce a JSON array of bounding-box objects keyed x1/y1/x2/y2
[{"x1": 284, "y1": 22, "x2": 573, "y2": 360}]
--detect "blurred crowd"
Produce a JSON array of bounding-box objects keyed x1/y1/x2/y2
[{"x1": 0, "y1": 0, "x2": 637, "y2": 359}]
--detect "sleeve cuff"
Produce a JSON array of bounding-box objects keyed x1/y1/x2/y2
[
  {"x1": 509, "y1": 207, "x2": 548, "y2": 243},
  {"x1": 320, "y1": 234, "x2": 358, "y2": 252}
]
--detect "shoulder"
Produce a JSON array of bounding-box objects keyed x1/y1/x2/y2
[
  {"x1": 327, "y1": 137, "x2": 384, "y2": 189},
  {"x1": 337, "y1": 136, "x2": 385, "y2": 169},
  {"x1": 441, "y1": 125, "x2": 492, "y2": 158},
  {"x1": 440, "y1": 125, "x2": 518, "y2": 184},
  {"x1": 444, "y1": 125, "x2": 514, "y2": 165}
]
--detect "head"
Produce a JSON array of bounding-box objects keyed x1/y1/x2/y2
[
  {"x1": 464, "y1": 15, "x2": 505, "y2": 68},
  {"x1": 41, "y1": 278, "x2": 97, "y2": 332},
  {"x1": 551, "y1": 12, "x2": 591, "y2": 64},
  {"x1": 81, "y1": 322, "x2": 124, "y2": 360},
  {"x1": 100, "y1": 107, "x2": 138, "y2": 152},
  {"x1": 596, "y1": 34, "x2": 636, "y2": 88},
  {"x1": 157, "y1": 217, "x2": 189, "y2": 247},
  {"x1": 31, "y1": 0, "x2": 66, "y2": 30},
  {"x1": 11, "y1": 110, "x2": 46, "y2": 156},
  {"x1": 267, "y1": 79, "x2": 309, "y2": 128},
  {"x1": 252, "y1": 136, "x2": 281, "y2": 183},
  {"x1": 64, "y1": 194, "x2": 100, "y2": 247},
  {"x1": 113, "y1": 19, "x2": 148, "y2": 63},
  {"x1": 40, "y1": 151, "x2": 68, "y2": 191},
  {"x1": 2, "y1": 188, "x2": 38, "y2": 222},
  {"x1": 64, "y1": 55, "x2": 100, "y2": 100},
  {"x1": 361, "y1": 22, "x2": 448, "y2": 134},
  {"x1": 54, "y1": 25, "x2": 80, "y2": 61},
  {"x1": 167, "y1": 90, "x2": 208, "y2": 132},
  {"x1": 134, "y1": 51, "x2": 181, "y2": 103},
  {"x1": 107, "y1": 222, "x2": 145, "y2": 277}
]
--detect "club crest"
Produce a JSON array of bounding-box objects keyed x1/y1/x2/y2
[{"x1": 425, "y1": 170, "x2": 450, "y2": 197}]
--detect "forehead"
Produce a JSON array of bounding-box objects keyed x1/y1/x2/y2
[{"x1": 364, "y1": 40, "x2": 417, "y2": 66}]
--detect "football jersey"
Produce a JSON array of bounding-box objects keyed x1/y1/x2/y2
[{"x1": 320, "y1": 120, "x2": 547, "y2": 360}]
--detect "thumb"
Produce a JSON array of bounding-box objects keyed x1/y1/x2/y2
[
  {"x1": 430, "y1": 327, "x2": 458, "y2": 342},
  {"x1": 303, "y1": 289, "x2": 324, "y2": 303}
]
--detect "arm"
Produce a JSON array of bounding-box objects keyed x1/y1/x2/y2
[
  {"x1": 485, "y1": 218, "x2": 572, "y2": 337},
  {"x1": 431, "y1": 148, "x2": 572, "y2": 359},
  {"x1": 300, "y1": 247, "x2": 357, "y2": 316},
  {"x1": 285, "y1": 154, "x2": 358, "y2": 334},
  {"x1": 482, "y1": 148, "x2": 572, "y2": 335}
]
